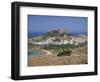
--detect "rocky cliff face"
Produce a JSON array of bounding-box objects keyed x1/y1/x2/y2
[
  {"x1": 49, "y1": 29, "x2": 66, "y2": 34},
  {"x1": 46, "y1": 28, "x2": 68, "y2": 37}
]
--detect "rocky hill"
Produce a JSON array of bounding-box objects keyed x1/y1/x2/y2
[
  {"x1": 45, "y1": 28, "x2": 68, "y2": 37},
  {"x1": 32, "y1": 28, "x2": 71, "y2": 42}
]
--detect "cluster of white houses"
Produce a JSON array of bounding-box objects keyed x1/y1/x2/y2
[{"x1": 29, "y1": 35, "x2": 87, "y2": 46}]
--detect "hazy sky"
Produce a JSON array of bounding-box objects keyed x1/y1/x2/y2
[{"x1": 28, "y1": 15, "x2": 88, "y2": 33}]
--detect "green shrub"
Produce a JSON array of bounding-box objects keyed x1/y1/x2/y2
[{"x1": 57, "y1": 50, "x2": 72, "y2": 56}]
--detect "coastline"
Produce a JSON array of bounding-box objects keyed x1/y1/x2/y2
[
  {"x1": 31, "y1": 48, "x2": 51, "y2": 56},
  {"x1": 42, "y1": 50, "x2": 51, "y2": 55}
]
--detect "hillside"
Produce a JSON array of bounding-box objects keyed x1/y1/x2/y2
[{"x1": 33, "y1": 29, "x2": 71, "y2": 41}]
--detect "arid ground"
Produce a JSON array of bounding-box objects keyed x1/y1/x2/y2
[{"x1": 28, "y1": 47, "x2": 87, "y2": 66}]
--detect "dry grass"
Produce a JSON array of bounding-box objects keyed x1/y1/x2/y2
[
  {"x1": 28, "y1": 54, "x2": 87, "y2": 66},
  {"x1": 28, "y1": 46, "x2": 88, "y2": 66}
]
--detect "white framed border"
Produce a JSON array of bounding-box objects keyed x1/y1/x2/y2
[{"x1": 20, "y1": 6, "x2": 95, "y2": 76}]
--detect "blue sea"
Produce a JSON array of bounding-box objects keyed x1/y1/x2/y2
[
  {"x1": 70, "y1": 32, "x2": 87, "y2": 36},
  {"x1": 28, "y1": 50, "x2": 45, "y2": 60},
  {"x1": 28, "y1": 32, "x2": 87, "y2": 38},
  {"x1": 28, "y1": 32, "x2": 45, "y2": 38}
]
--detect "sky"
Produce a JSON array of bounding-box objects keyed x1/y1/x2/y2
[{"x1": 28, "y1": 15, "x2": 88, "y2": 33}]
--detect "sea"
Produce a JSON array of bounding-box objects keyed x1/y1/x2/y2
[
  {"x1": 28, "y1": 32, "x2": 87, "y2": 38},
  {"x1": 28, "y1": 32, "x2": 45, "y2": 38}
]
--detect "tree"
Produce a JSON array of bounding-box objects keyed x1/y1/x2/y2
[{"x1": 57, "y1": 50, "x2": 72, "y2": 56}]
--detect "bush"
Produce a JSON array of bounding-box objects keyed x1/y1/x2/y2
[{"x1": 57, "y1": 50, "x2": 72, "y2": 56}]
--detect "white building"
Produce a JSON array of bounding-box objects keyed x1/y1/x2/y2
[{"x1": 31, "y1": 36, "x2": 87, "y2": 46}]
